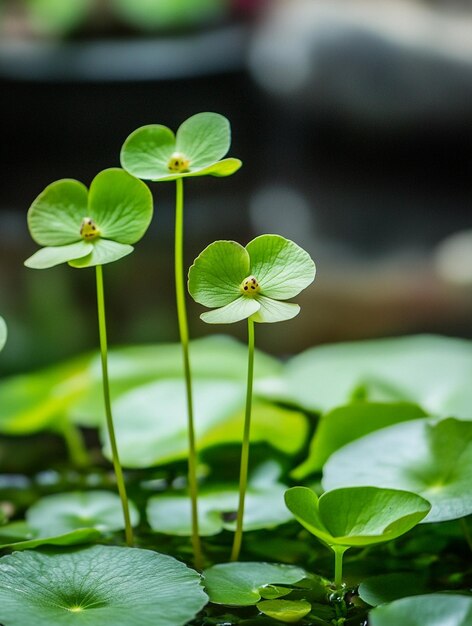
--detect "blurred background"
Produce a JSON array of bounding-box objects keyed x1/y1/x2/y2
[{"x1": 1, "y1": 0, "x2": 472, "y2": 374}]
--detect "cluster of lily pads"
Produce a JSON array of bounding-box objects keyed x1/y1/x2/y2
[{"x1": 0, "y1": 114, "x2": 471, "y2": 626}]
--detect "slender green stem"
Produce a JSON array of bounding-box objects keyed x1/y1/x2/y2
[
  {"x1": 174, "y1": 177, "x2": 203, "y2": 570},
  {"x1": 231, "y1": 318, "x2": 255, "y2": 562},
  {"x1": 95, "y1": 265, "x2": 134, "y2": 547},
  {"x1": 333, "y1": 546, "x2": 347, "y2": 589},
  {"x1": 61, "y1": 420, "x2": 90, "y2": 468},
  {"x1": 460, "y1": 518, "x2": 472, "y2": 553}
]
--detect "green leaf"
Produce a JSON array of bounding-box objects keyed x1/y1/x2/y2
[
  {"x1": 0, "y1": 527, "x2": 101, "y2": 551},
  {"x1": 293, "y1": 402, "x2": 427, "y2": 478},
  {"x1": 246, "y1": 235, "x2": 316, "y2": 300},
  {"x1": 25, "y1": 241, "x2": 93, "y2": 269},
  {"x1": 26, "y1": 491, "x2": 140, "y2": 536},
  {"x1": 0, "y1": 316, "x2": 7, "y2": 352},
  {"x1": 256, "y1": 599, "x2": 312, "y2": 623},
  {"x1": 68, "y1": 239, "x2": 133, "y2": 268},
  {"x1": 26, "y1": 0, "x2": 92, "y2": 35},
  {"x1": 282, "y1": 334, "x2": 472, "y2": 416},
  {"x1": 188, "y1": 240, "x2": 250, "y2": 307},
  {"x1": 147, "y1": 483, "x2": 293, "y2": 536},
  {"x1": 251, "y1": 296, "x2": 300, "y2": 324},
  {"x1": 358, "y1": 573, "x2": 429, "y2": 607},
  {"x1": 27, "y1": 179, "x2": 88, "y2": 246},
  {"x1": 322, "y1": 417, "x2": 472, "y2": 523},
  {"x1": 284, "y1": 486, "x2": 430, "y2": 548},
  {"x1": 102, "y1": 379, "x2": 242, "y2": 466},
  {"x1": 203, "y1": 562, "x2": 306, "y2": 606},
  {"x1": 201, "y1": 297, "x2": 260, "y2": 324},
  {"x1": 87, "y1": 168, "x2": 153, "y2": 244},
  {"x1": 120, "y1": 124, "x2": 176, "y2": 179},
  {"x1": 369, "y1": 594, "x2": 472, "y2": 626},
  {"x1": 189, "y1": 157, "x2": 242, "y2": 178},
  {"x1": 0, "y1": 545, "x2": 208, "y2": 626},
  {"x1": 112, "y1": 0, "x2": 229, "y2": 30},
  {"x1": 176, "y1": 112, "x2": 231, "y2": 168}
]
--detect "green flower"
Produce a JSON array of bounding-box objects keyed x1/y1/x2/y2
[
  {"x1": 188, "y1": 235, "x2": 316, "y2": 324},
  {"x1": 120, "y1": 112, "x2": 242, "y2": 181},
  {"x1": 24, "y1": 168, "x2": 153, "y2": 269}
]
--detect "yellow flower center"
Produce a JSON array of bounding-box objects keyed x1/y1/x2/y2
[
  {"x1": 80, "y1": 217, "x2": 100, "y2": 241},
  {"x1": 240, "y1": 275, "x2": 260, "y2": 297},
  {"x1": 167, "y1": 152, "x2": 190, "y2": 173}
]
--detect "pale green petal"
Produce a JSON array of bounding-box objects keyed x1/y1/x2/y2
[
  {"x1": 251, "y1": 296, "x2": 300, "y2": 324},
  {"x1": 176, "y1": 112, "x2": 231, "y2": 168},
  {"x1": 246, "y1": 235, "x2": 316, "y2": 300},
  {"x1": 69, "y1": 239, "x2": 133, "y2": 268},
  {"x1": 27, "y1": 179, "x2": 88, "y2": 246},
  {"x1": 188, "y1": 240, "x2": 250, "y2": 307},
  {"x1": 87, "y1": 168, "x2": 153, "y2": 244},
  {"x1": 201, "y1": 297, "x2": 260, "y2": 324},
  {"x1": 24, "y1": 241, "x2": 93, "y2": 269},
  {"x1": 120, "y1": 124, "x2": 176, "y2": 180},
  {"x1": 0, "y1": 317, "x2": 7, "y2": 352},
  {"x1": 132, "y1": 158, "x2": 243, "y2": 182}
]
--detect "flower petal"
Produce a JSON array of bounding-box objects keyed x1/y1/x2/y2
[
  {"x1": 251, "y1": 296, "x2": 300, "y2": 324},
  {"x1": 131, "y1": 158, "x2": 243, "y2": 182},
  {"x1": 27, "y1": 180, "x2": 88, "y2": 246},
  {"x1": 201, "y1": 297, "x2": 260, "y2": 325},
  {"x1": 246, "y1": 235, "x2": 316, "y2": 300},
  {"x1": 176, "y1": 112, "x2": 231, "y2": 168},
  {"x1": 24, "y1": 241, "x2": 93, "y2": 269},
  {"x1": 68, "y1": 239, "x2": 133, "y2": 268},
  {"x1": 188, "y1": 240, "x2": 250, "y2": 307},
  {"x1": 87, "y1": 168, "x2": 153, "y2": 244},
  {"x1": 120, "y1": 124, "x2": 176, "y2": 180}
]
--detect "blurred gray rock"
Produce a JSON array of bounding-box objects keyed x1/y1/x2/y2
[{"x1": 249, "y1": 0, "x2": 472, "y2": 125}]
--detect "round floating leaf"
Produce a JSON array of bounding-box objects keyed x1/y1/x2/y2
[
  {"x1": 257, "y1": 599, "x2": 312, "y2": 623},
  {"x1": 0, "y1": 527, "x2": 101, "y2": 551},
  {"x1": 358, "y1": 573, "x2": 429, "y2": 607},
  {"x1": 26, "y1": 491, "x2": 139, "y2": 536},
  {"x1": 203, "y1": 562, "x2": 306, "y2": 606},
  {"x1": 147, "y1": 483, "x2": 292, "y2": 536},
  {"x1": 176, "y1": 112, "x2": 231, "y2": 168},
  {"x1": 282, "y1": 335, "x2": 472, "y2": 416},
  {"x1": 293, "y1": 402, "x2": 426, "y2": 478},
  {"x1": 369, "y1": 594, "x2": 472, "y2": 626},
  {"x1": 0, "y1": 545, "x2": 208, "y2": 626},
  {"x1": 87, "y1": 168, "x2": 153, "y2": 244},
  {"x1": 27, "y1": 179, "x2": 88, "y2": 246},
  {"x1": 246, "y1": 235, "x2": 316, "y2": 300},
  {"x1": 284, "y1": 486, "x2": 430, "y2": 548},
  {"x1": 0, "y1": 316, "x2": 7, "y2": 352},
  {"x1": 188, "y1": 240, "x2": 250, "y2": 307},
  {"x1": 322, "y1": 417, "x2": 472, "y2": 523}
]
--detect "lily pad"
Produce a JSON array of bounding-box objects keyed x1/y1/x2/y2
[
  {"x1": 257, "y1": 599, "x2": 312, "y2": 623},
  {"x1": 203, "y1": 562, "x2": 306, "y2": 605},
  {"x1": 0, "y1": 545, "x2": 208, "y2": 626},
  {"x1": 26, "y1": 491, "x2": 139, "y2": 536},
  {"x1": 369, "y1": 594, "x2": 472, "y2": 626},
  {"x1": 322, "y1": 417, "x2": 472, "y2": 522},
  {"x1": 358, "y1": 573, "x2": 429, "y2": 606},
  {"x1": 147, "y1": 483, "x2": 292, "y2": 536},
  {"x1": 284, "y1": 486, "x2": 430, "y2": 548},
  {"x1": 293, "y1": 402, "x2": 426, "y2": 478},
  {"x1": 281, "y1": 335, "x2": 472, "y2": 417},
  {"x1": 102, "y1": 379, "x2": 306, "y2": 467},
  {"x1": 0, "y1": 527, "x2": 101, "y2": 551}
]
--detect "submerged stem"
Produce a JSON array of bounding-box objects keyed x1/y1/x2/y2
[
  {"x1": 175, "y1": 177, "x2": 203, "y2": 570},
  {"x1": 95, "y1": 264, "x2": 134, "y2": 547},
  {"x1": 230, "y1": 317, "x2": 255, "y2": 562},
  {"x1": 333, "y1": 546, "x2": 347, "y2": 589}
]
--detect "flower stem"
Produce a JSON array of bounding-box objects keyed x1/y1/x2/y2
[
  {"x1": 95, "y1": 264, "x2": 134, "y2": 547},
  {"x1": 230, "y1": 317, "x2": 255, "y2": 562},
  {"x1": 175, "y1": 177, "x2": 203, "y2": 570}
]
